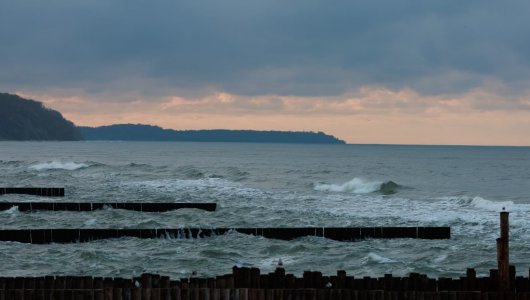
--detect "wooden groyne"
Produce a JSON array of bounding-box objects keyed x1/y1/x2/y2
[
  {"x1": 0, "y1": 227, "x2": 450, "y2": 244},
  {"x1": 1, "y1": 265, "x2": 529, "y2": 300},
  {"x1": 0, "y1": 187, "x2": 64, "y2": 197},
  {"x1": 0, "y1": 202, "x2": 217, "y2": 212},
  {"x1": 8, "y1": 188, "x2": 521, "y2": 299}
]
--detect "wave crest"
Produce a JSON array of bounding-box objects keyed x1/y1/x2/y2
[
  {"x1": 176, "y1": 166, "x2": 205, "y2": 179},
  {"x1": 29, "y1": 161, "x2": 89, "y2": 171},
  {"x1": 314, "y1": 178, "x2": 400, "y2": 194},
  {"x1": 365, "y1": 252, "x2": 397, "y2": 264},
  {"x1": 0, "y1": 160, "x2": 24, "y2": 166},
  {"x1": 469, "y1": 196, "x2": 514, "y2": 211},
  {"x1": 2, "y1": 206, "x2": 19, "y2": 216}
]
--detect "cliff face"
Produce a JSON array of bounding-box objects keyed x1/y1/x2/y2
[{"x1": 0, "y1": 93, "x2": 82, "y2": 141}]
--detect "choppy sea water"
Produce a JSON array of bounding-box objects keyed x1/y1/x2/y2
[{"x1": 1, "y1": 141, "x2": 529, "y2": 279}]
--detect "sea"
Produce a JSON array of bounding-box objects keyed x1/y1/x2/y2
[{"x1": 0, "y1": 141, "x2": 529, "y2": 279}]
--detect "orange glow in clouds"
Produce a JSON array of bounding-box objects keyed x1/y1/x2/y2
[{"x1": 16, "y1": 86, "x2": 530, "y2": 146}]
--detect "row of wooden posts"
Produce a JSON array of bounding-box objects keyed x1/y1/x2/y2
[
  {"x1": 0, "y1": 187, "x2": 65, "y2": 197},
  {"x1": 0, "y1": 188, "x2": 449, "y2": 243},
  {"x1": 0, "y1": 202, "x2": 217, "y2": 212},
  {"x1": 0, "y1": 227, "x2": 451, "y2": 244},
  {"x1": 0, "y1": 188, "x2": 518, "y2": 298},
  {"x1": 1, "y1": 288, "x2": 528, "y2": 300},
  {"x1": 0, "y1": 212, "x2": 519, "y2": 298},
  {"x1": 0, "y1": 265, "x2": 528, "y2": 291},
  {"x1": 1, "y1": 264, "x2": 530, "y2": 299}
]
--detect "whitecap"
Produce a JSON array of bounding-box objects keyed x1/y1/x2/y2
[
  {"x1": 29, "y1": 161, "x2": 89, "y2": 171},
  {"x1": 366, "y1": 252, "x2": 397, "y2": 264},
  {"x1": 314, "y1": 177, "x2": 399, "y2": 194},
  {"x1": 433, "y1": 254, "x2": 448, "y2": 263},
  {"x1": 3, "y1": 206, "x2": 19, "y2": 216},
  {"x1": 126, "y1": 178, "x2": 265, "y2": 199},
  {"x1": 438, "y1": 196, "x2": 530, "y2": 213},
  {"x1": 84, "y1": 218, "x2": 97, "y2": 226},
  {"x1": 469, "y1": 196, "x2": 514, "y2": 211}
]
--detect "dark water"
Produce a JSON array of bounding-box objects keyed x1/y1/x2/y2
[{"x1": 1, "y1": 142, "x2": 529, "y2": 278}]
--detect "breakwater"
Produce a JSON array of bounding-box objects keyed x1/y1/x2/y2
[
  {"x1": 0, "y1": 187, "x2": 64, "y2": 197},
  {"x1": 0, "y1": 183, "x2": 515, "y2": 299},
  {"x1": 0, "y1": 227, "x2": 450, "y2": 244},
  {"x1": 1, "y1": 266, "x2": 530, "y2": 299},
  {"x1": 0, "y1": 202, "x2": 216, "y2": 212}
]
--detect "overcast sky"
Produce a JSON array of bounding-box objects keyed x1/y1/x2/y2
[{"x1": 1, "y1": 0, "x2": 530, "y2": 145}]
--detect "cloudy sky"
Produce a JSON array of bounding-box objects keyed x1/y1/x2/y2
[{"x1": 1, "y1": 0, "x2": 530, "y2": 145}]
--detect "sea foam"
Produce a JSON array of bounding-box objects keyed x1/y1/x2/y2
[
  {"x1": 314, "y1": 178, "x2": 400, "y2": 194},
  {"x1": 366, "y1": 252, "x2": 397, "y2": 264},
  {"x1": 127, "y1": 178, "x2": 265, "y2": 199},
  {"x1": 29, "y1": 161, "x2": 89, "y2": 171},
  {"x1": 3, "y1": 206, "x2": 19, "y2": 216},
  {"x1": 469, "y1": 196, "x2": 515, "y2": 211}
]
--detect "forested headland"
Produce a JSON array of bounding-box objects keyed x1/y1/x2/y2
[
  {"x1": 0, "y1": 93, "x2": 345, "y2": 144},
  {"x1": 0, "y1": 93, "x2": 81, "y2": 141}
]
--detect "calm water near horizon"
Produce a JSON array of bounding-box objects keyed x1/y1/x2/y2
[{"x1": 1, "y1": 141, "x2": 529, "y2": 279}]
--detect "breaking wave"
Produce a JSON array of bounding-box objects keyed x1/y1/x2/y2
[
  {"x1": 314, "y1": 178, "x2": 401, "y2": 194},
  {"x1": 2, "y1": 206, "x2": 19, "y2": 216},
  {"x1": 469, "y1": 197, "x2": 514, "y2": 211},
  {"x1": 29, "y1": 161, "x2": 90, "y2": 171},
  {"x1": 365, "y1": 253, "x2": 397, "y2": 264}
]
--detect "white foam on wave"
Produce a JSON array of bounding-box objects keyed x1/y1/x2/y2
[
  {"x1": 433, "y1": 254, "x2": 448, "y2": 263},
  {"x1": 390, "y1": 195, "x2": 530, "y2": 230},
  {"x1": 3, "y1": 206, "x2": 19, "y2": 216},
  {"x1": 469, "y1": 196, "x2": 514, "y2": 211},
  {"x1": 305, "y1": 193, "x2": 502, "y2": 227},
  {"x1": 127, "y1": 178, "x2": 265, "y2": 199},
  {"x1": 314, "y1": 178, "x2": 382, "y2": 194},
  {"x1": 366, "y1": 253, "x2": 397, "y2": 264},
  {"x1": 437, "y1": 196, "x2": 530, "y2": 212},
  {"x1": 132, "y1": 178, "x2": 237, "y2": 191},
  {"x1": 84, "y1": 219, "x2": 97, "y2": 226},
  {"x1": 311, "y1": 192, "x2": 527, "y2": 226},
  {"x1": 29, "y1": 161, "x2": 89, "y2": 171}
]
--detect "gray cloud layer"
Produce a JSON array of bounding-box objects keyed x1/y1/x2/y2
[{"x1": 1, "y1": 0, "x2": 529, "y2": 98}]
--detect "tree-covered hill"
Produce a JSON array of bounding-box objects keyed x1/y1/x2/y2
[
  {"x1": 0, "y1": 93, "x2": 81, "y2": 140},
  {"x1": 79, "y1": 124, "x2": 346, "y2": 144},
  {"x1": 0, "y1": 92, "x2": 346, "y2": 144}
]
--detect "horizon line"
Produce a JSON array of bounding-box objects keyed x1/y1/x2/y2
[{"x1": 3, "y1": 139, "x2": 529, "y2": 148}]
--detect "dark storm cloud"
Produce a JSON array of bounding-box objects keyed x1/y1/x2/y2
[{"x1": 1, "y1": 0, "x2": 529, "y2": 97}]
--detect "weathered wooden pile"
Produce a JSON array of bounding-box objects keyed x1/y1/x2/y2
[{"x1": 1, "y1": 265, "x2": 530, "y2": 299}]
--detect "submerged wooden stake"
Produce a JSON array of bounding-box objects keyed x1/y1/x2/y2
[{"x1": 497, "y1": 211, "x2": 510, "y2": 291}]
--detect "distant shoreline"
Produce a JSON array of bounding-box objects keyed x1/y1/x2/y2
[
  {"x1": 78, "y1": 124, "x2": 346, "y2": 144},
  {"x1": 2, "y1": 140, "x2": 530, "y2": 147},
  {"x1": 0, "y1": 93, "x2": 346, "y2": 144}
]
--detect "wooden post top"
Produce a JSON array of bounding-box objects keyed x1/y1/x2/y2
[
  {"x1": 500, "y1": 211, "x2": 509, "y2": 239},
  {"x1": 498, "y1": 210, "x2": 510, "y2": 291}
]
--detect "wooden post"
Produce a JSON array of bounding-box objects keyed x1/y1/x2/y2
[{"x1": 497, "y1": 211, "x2": 510, "y2": 291}]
